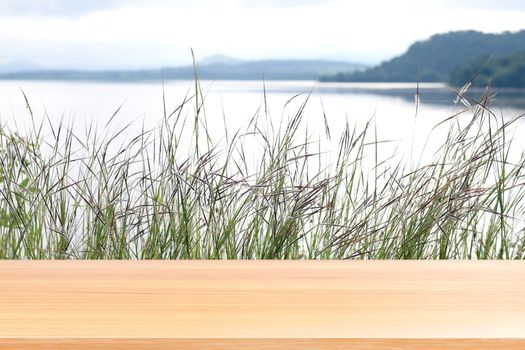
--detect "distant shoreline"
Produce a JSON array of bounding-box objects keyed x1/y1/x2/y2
[{"x1": 1, "y1": 78, "x2": 524, "y2": 92}]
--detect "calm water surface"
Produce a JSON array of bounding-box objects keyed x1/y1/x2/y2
[{"x1": 1, "y1": 80, "x2": 524, "y2": 158}]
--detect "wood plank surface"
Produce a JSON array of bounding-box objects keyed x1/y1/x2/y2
[{"x1": 0, "y1": 261, "x2": 523, "y2": 349}]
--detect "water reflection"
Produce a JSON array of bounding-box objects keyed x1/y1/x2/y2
[{"x1": 209, "y1": 80, "x2": 525, "y2": 110}]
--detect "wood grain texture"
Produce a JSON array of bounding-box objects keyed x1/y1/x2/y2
[
  {"x1": 1, "y1": 339, "x2": 524, "y2": 350},
  {"x1": 0, "y1": 261, "x2": 524, "y2": 349}
]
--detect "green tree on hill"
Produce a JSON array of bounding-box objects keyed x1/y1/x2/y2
[{"x1": 450, "y1": 52, "x2": 525, "y2": 88}]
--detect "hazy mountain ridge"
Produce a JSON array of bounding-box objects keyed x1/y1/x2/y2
[
  {"x1": 0, "y1": 58, "x2": 367, "y2": 81},
  {"x1": 321, "y1": 30, "x2": 525, "y2": 85}
]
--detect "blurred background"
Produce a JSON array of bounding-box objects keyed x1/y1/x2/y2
[{"x1": 0, "y1": 0, "x2": 524, "y2": 144}]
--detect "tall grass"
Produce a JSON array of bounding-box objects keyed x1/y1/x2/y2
[{"x1": 0, "y1": 81, "x2": 524, "y2": 259}]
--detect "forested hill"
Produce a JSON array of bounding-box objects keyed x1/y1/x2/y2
[
  {"x1": 321, "y1": 30, "x2": 525, "y2": 83},
  {"x1": 450, "y1": 52, "x2": 525, "y2": 88}
]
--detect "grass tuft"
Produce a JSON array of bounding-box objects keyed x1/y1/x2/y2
[{"x1": 0, "y1": 82, "x2": 524, "y2": 259}]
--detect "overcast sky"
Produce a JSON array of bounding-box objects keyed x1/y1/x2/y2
[{"x1": 1, "y1": 0, "x2": 524, "y2": 69}]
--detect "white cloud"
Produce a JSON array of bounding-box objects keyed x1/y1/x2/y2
[
  {"x1": 0, "y1": 0, "x2": 524, "y2": 69},
  {"x1": 0, "y1": 0, "x2": 333, "y2": 16},
  {"x1": 0, "y1": 0, "x2": 195, "y2": 16}
]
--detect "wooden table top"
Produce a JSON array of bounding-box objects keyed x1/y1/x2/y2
[{"x1": 0, "y1": 260, "x2": 524, "y2": 349}]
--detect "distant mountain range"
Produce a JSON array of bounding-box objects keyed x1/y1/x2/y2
[
  {"x1": 321, "y1": 30, "x2": 525, "y2": 87},
  {"x1": 0, "y1": 58, "x2": 367, "y2": 81},
  {"x1": 4, "y1": 31, "x2": 525, "y2": 87}
]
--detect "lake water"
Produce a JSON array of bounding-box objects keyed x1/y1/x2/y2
[{"x1": 1, "y1": 80, "x2": 524, "y2": 161}]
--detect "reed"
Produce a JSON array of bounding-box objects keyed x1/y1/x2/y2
[{"x1": 0, "y1": 81, "x2": 523, "y2": 259}]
